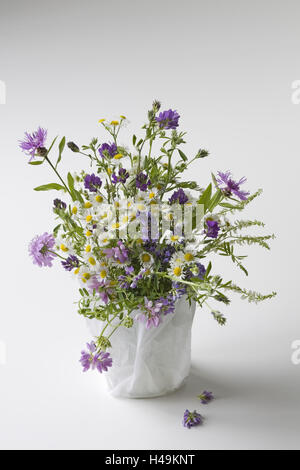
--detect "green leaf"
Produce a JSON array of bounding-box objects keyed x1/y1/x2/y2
[
  {"x1": 34, "y1": 183, "x2": 66, "y2": 192},
  {"x1": 55, "y1": 136, "x2": 66, "y2": 168},
  {"x1": 207, "y1": 189, "x2": 223, "y2": 212},
  {"x1": 198, "y1": 183, "x2": 212, "y2": 210},
  {"x1": 132, "y1": 135, "x2": 137, "y2": 146},
  {"x1": 29, "y1": 160, "x2": 44, "y2": 165},
  {"x1": 178, "y1": 149, "x2": 188, "y2": 162},
  {"x1": 73, "y1": 189, "x2": 84, "y2": 204},
  {"x1": 205, "y1": 261, "x2": 212, "y2": 279},
  {"x1": 67, "y1": 172, "x2": 75, "y2": 192},
  {"x1": 47, "y1": 136, "x2": 58, "y2": 155}
]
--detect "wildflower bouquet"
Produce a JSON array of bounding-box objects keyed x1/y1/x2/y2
[{"x1": 21, "y1": 101, "x2": 276, "y2": 383}]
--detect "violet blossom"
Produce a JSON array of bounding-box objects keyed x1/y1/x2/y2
[
  {"x1": 205, "y1": 219, "x2": 220, "y2": 239},
  {"x1": 216, "y1": 171, "x2": 250, "y2": 201},
  {"x1": 61, "y1": 255, "x2": 79, "y2": 271},
  {"x1": 169, "y1": 188, "x2": 189, "y2": 205},
  {"x1": 98, "y1": 142, "x2": 118, "y2": 159},
  {"x1": 84, "y1": 173, "x2": 102, "y2": 192},
  {"x1": 80, "y1": 341, "x2": 113, "y2": 373},
  {"x1": 19, "y1": 127, "x2": 47, "y2": 161},
  {"x1": 197, "y1": 390, "x2": 214, "y2": 404},
  {"x1": 183, "y1": 409, "x2": 203, "y2": 428},
  {"x1": 135, "y1": 172, "x2": 151, "y2": 191},
  {"x1": 155, "y1": 109, "x2": 180, "y2": 130},
  {"x1": 29, "y1": 232, "x2": 56, "y2": 267}
]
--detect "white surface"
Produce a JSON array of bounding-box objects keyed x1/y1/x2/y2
[{"x1": 0, "y1": 0, "x2": 300, "y2": 450}]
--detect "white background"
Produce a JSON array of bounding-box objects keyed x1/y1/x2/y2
[{"x1": 0, "y1": 0, "x2": 299, "y2": 450}]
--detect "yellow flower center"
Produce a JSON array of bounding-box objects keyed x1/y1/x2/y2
[
  {"x1": 173, "y1": 267, "x2": 182, "y2": 276},
  {"x1": 122, "y1": 216, "x2": 129, "y2": 223},
  {"x1": 112, "y1": 222, "x2": 120, "y2": 229},
  {"x1": 149, "y1": 192, "x2": 155, "y2": 199},
  {"x1": 88, "y1": 257, "x2": 96, "y2": 266},
  {"x1": 142, "y1": 253, "x2": 151, "y2": 263},
  {"x1": 74, "y1": 268, "x2": 80, "y2": 275},
  {"x1": 82, "y1": 272, "x2": 91, "y2": 280},
  {"x1": 85, "y1": 245, "x2": 91, "y2": 253},
  {"x1": 113, "y1": 154, "x2": 123, "y2": 160},
  {"x1": 184, "y1": 253, "x2": 194, "y2": 262},
  {"x1": 101, "y1": 212, "x2": 108, "y2": 219},
  {"x1": 86, "y1": 230, "x2": 92, "y2": 237},
  {"x1": 102, "y1": 238, "x2": 108, "y2": 244},
  {"x1": 107, "y1": 168, "x2": 112, "y2": 175},
  {"x1": 95, "y1": 195, "x2": 103, "y2": 203},
  {"x1": 100, "y1": 270, "x2": 107, "y2": 278},
  {"x1": 98, "y1": 118, "x2": 106, "y2": 123},
  {"x1": 72, "y1": 206, "x2": 78, "y2": 215},
  {"x1": 86, "y1": 215, "x2": 92, "y2": 223},
  {"x1": 111, "y1": 120, "x2": 119, "y2": 126},
  {"x1": 114, "y1": 201, "x2": 120, "y2": 208},
  {"x1": 171, "y1": 235, "x2": 179, "y2": 242},
  {"x1": 84, "y1": 201, "x2": 92, "y2": 209},
  {"x1": 60, "y1": 244, "x2": 68, "y2": 252},
  {"x1": 120, "y1": 115, "x2": 126, "y2": 119}
]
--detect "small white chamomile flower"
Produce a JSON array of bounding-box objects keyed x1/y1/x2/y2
[{"x1": 139, "y1": 252, "x2": 154, "y2": 267}]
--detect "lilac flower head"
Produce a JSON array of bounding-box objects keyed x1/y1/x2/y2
[
  {"x1": 53, "y1": 198, "x2": 67, "y2": 210},
  {"x1": 156, "y1": 109, "x2": 180, "y2": 130},
  {"x1": 29, "y1": 232, "x2": 56, "y2": 267},
  {"x1": 138, "y1": 296, "x2": 176, "y2": 328},
  {"x1": 169, "y1": 188, "x2": 189, "y2": 205},
  {"x1": 61, "y1": 255, "x2": 79, "y2": 271},
  {"x1": 205, "y1": 219, "x2": 220, "y2": 239},
  {"x1": 79, "y1": 341, "x2": 113, "y2": 373},
  {"x1": 183, "y1": 409, "x2": 203, "y2": 428},
  {"x1": 198, "y1": 390, "x2": 214, "y2": 404},
  {"x1": 19, "y1": 127, "x2": 47, "y2": 161},
  {"x1": 112, "y1": 168, "x2": 129, "y2": 184},
  {"x1": 88, "y1": 276, "x2": 113, "y2": 304},
  {"x1": 103, "y1": 241, "x2": 129, "y2": 264},
  {"x1": 98, "y1": 142, "x2": 118, "y2": 159},
  {"x1": 84, "y1": 173, "x2": 102, "y2": 192},
  {"x1": 216, "y1": 171, "x2": 250, "y2": 201},
  {"x1": 136, "y1": 172, "x2": 151, "y2": 191}
]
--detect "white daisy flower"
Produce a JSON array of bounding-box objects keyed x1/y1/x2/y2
[
  {"x1": 139, "y1": 252, "x2": 154, "y2": 267},
  {"x1": 98, "y1": 231, "x2": 112, "y2": 247}
]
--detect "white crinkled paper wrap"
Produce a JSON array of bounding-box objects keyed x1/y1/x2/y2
[{"x1": 87, "y1": 296, "x2": 196, "y2": 398}]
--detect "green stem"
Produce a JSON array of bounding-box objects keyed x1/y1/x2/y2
[{"x1": 45, "y1": 156, "x2": 72, "y2": 198}]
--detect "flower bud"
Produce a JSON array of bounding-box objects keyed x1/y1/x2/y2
[
  {"x1": 67, "y1": 141, "x2": 80, "y2": 153},
  {"x1": 36, "y1": 146, "x2": 47, "y2": 157}
]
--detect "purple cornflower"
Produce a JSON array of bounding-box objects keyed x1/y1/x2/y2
[
  {"x1": 53, "y1": 198, "x2": 67, "y2": 210},
  {"x1": 183, "y1": 409, "x2": 203, "y2": 428},
  {"x1": 155, "y1": 109, "x2": 180, "y2": 130},
  {"x1": 19, "y1": 127, "x2": 47, "y2": 161},
  {"x1": 198, "y1": 390, "x2": 214, "y2": 404},
  {"x1": 112, "y1": 168, "x2": 129, "y2": 184},
  {"x1": 216, "y1": 171, "x2": 250, "y2": 201},
  {"x1": 169, "y1": 188, "x2": 189, "y2": 205},
  {"x1": 79, "y1": 342, "x2": 113, "y2": 373},
  {"x1": 185, "y1": 262, "x2": 206, "y2": 280},
  {"x1": 61, "y1": 255, "x2": 79, "y2": 271},
  {"x1": 29, "y1": 232, "x2": 56, "y2": 267},
  {"x1": 84, "y1": 173, "x2": 102, "y2": 192},
  {"x1": 136, "y1": 172, "x2": 151, "y2": 191},
  {"x1": 103, "y1": 241, "x2": 129, "y2": 264},
  {"x1": 205, "y1": 219, "x2": 220, "y2": 238},
  {"x1": 98, "y1": 142, "x2": 118, "y2": 159}
]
